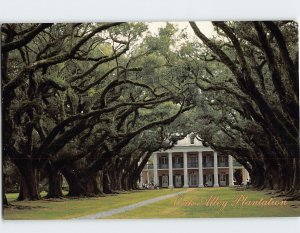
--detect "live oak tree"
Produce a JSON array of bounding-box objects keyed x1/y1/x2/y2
[
  {"x1": 187, "y1": 21, "x2": 299, "y2": 199},
  {"x1": 51, "y1": 26, "x2": 196, "y2": 196},
  {"x1": 1, "y1": 23, "x2": 194, "y2": 201},
  {"x1": 2, "y1": 23, "x2": 145, "y2": 200},
  {"x1": 2, "y1": 21, "x2": 299, "y2": 203}
]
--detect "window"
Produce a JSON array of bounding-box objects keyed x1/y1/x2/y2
[
  {"x1": 175, "y1": 156, "x2": 183, "y2": 164},
  {"x1": 190, "y1": 137, "x2": 195, "y2": 144},
  {"x1": 174, "y1": 156, "x2": 183, "y2": 168},
  {"x1": 207, "y1": 155, "x2": 212, "y2": 163},
  {"x1": 159, "y1": 156, "x2": 167, "y2": 164},
  {"x1": 189, "y1": 172, "x2": 198, "y2": 186},
  {"x1": 219, "y1": 155, "x2": 225, "y2": 163},
  {"x1": 219, "y1": 173, "x2": 227, "y2": 186},
  {"x1": 220, "y1": 174, "x2": 226, "y2": 182},
  {"x1": 188, "y1": 156, "x2": 198, "y2": 167},
  {"x1": 205, "y1": 155, "x2": 212, "y2": 167}
]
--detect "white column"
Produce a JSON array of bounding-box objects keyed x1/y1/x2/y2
[
  {"x1": 229, "y1": 155, "x2": 234, "y2": 187},
  {"x1": 198, "y1": 152, "x2": 204, "y2": 187},
  {"x1": 213, "y1": 152, "x2": 219, "y2": 187},
  {"x1": 138, "y1": 160, "x2": 143, "y2": 188},
  {"x1": 246, "y1": 169, "x2": 250, "y2": 180},
  {"x1": 139, "y1": 172, "x2": 143, "y2": 188},
  {"x1": 243, "y1": 168, "x2": 250, "y2": 182},
  {"x1": 183, "y1": 152, "x2": 189, "y2": 188},
  {"x1": 147, "y1": 171, "x2": 150, "y2": 184},
  {"x1": 242, "y1": 169, "x2": 246, "y2": 182},
  {"x1": 153, "y1": 153, "x2": 158, "y2": 186},
  {"x1": 168, "y1": 152, "x2": 173, "y2": 188}
]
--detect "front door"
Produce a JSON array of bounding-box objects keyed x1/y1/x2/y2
[
  {"x1": 219, "y1": 174, "x2": 227, "y2": 186},
  {"x1": 189, "y1": 173, "x2": 198, "y2": 186},
  {"x1": 175, "y1": 175, "x2": 182, "y2": 187},
  {"x1": 205, "y1": 174, "x2": 213, "y2": 186},
  {"x1": 162, "y1": 175, "x2": 168, "y2": 187}
]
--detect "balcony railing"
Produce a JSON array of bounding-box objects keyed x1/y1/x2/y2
[
  {"x1": 203, "y1": 162, "x2": 213, "y2": 167},
  {"x1": 144, "y1": 164, "x2": 153, "y2": 170},
  {"x1": 158, "y1": 164, "x2": 168, "y2": 169},
  {"x1": 151, "y1": 161, "x2": 238, "y2": 170},
  {"x1": 233, "y1": 160, "x2": 242, "y2": 166},
  {"x1": 188, "y1": 162, "x2": 198, "y2": 168},
  {"x1": 173, "y1": 163, "x2": 183, "y2": 168},
  {"x1": 218, "y1": 162, "x2": 229, "y2": 167}
]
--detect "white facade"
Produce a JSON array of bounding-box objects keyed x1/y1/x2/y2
[{"x1": 141, "y1": 135, "x2": 249, "y2": 188}]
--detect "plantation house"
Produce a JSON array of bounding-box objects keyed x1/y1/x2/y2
[{"x1": 140, "y1": 135, "x2": 249, "y2": 188}]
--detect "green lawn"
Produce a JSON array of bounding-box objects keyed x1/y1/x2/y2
[
  {"x1": 3, "y1": 188, "x2": 300, "y2": 220},
  {"x1": 6, "y1": 191, "x2": 68, "y2": 202},
  {"x1": 105, "y1": 188, "x2": 300, "y2": 218},
  {"x1": 4, "y1": 189, "x2": 183, "y2": 220}
]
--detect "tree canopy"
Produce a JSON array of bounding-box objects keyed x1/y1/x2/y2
[{"x1": 1, "y1": 21, "x2": 299, "y2": 203}]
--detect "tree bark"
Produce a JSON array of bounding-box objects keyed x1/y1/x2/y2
[
  {"x1": 61, "y1": 166, "x2": 104, "y2": 197},
  {"x1": 17, "y1": 161, "x2": 40, "y2": 200},
  {"x1": 103, "y1": 172, "x2": 112, "y2": 194},
  {"x1": 46, "y1": 163, "x2": 63, "y2": 198}
]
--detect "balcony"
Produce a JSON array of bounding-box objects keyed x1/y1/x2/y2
[
  {"x1": 144, "y1": 164, "x2": 153, "y2": 170},
  {"x1": 233, "y1": 160, "x2": 242, "y2": 167},
  {"x1": 218, "y1": 162, "x2": 229, "y2": 167},
  {"x1": 203, "y1": 162, "x2": 213, "y2": 167},
  {"x1": 158, "y1": 164, "x2": 168, "y2": 169},
  {"x1": 188, "y1": 162, "x2": 198, "y2": 168},
  {"x1": 173, "y1": 163, "x2": 183, "y2": 168},
  {"x1": 154, "y1": 161, "x2": 240, "y2": 169}
]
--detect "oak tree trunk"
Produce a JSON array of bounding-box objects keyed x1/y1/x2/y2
[
  {"x1": 46, "y1": 164, "x2": 63, "y2": 198},
  {"x1": 17, "y1": 162, "x2": 40, "y2": 200}
]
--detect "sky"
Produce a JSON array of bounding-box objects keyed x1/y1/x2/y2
[{"x1": 147, "y1": 21, "x2": 216, "y2": 39}]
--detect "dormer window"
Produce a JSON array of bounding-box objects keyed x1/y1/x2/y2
[{"x1": 190, "y1": 136, "x2": 195, "y2": 144}]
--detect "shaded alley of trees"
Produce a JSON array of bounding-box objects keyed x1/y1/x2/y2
[{"x1": 1, "y1": 21, "x2": 299, "y2": 205}]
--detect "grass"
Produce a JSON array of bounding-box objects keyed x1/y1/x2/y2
[
  {"x1": 3, "y1": 189, "x2": 183, "y2": 220},
  {"x1": 105, "y1": 188, "x2": 300, "y2": 218},
  {"x1": 3, "y1": 188, "x2": 300, "y2": 220},
  {"x1": 6, "y1": 191, "x2": 68, "y2": 202}
]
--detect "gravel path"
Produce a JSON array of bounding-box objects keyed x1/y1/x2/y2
[{"x1": 74, "y1": 189, "x2": 191, "y2": 219}]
